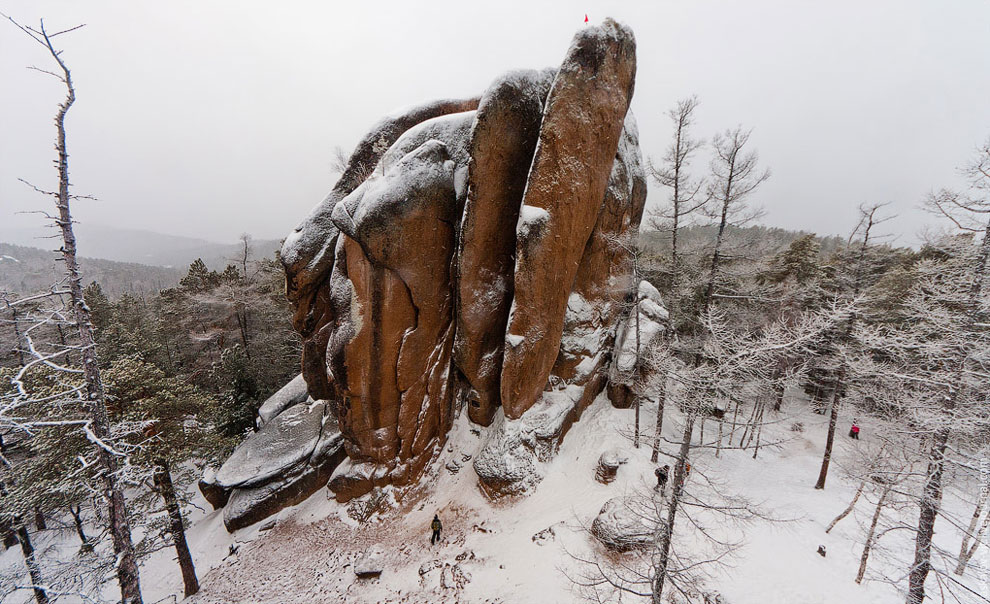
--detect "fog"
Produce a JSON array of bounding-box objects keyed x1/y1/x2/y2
[{"x1": 2, "y1": 0, "x2": 988, "y2": 247}]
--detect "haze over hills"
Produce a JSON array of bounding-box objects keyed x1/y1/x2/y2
[{"x1": 0, "y1": 224, "x2": 282, "y2": 270}]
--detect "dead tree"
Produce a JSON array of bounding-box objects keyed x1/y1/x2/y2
[{"x1": 3, "y1": 15, "x2": 144, "y2": 604}]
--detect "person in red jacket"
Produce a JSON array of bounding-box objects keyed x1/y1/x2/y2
[{"x1": 849, "y1": 422, "x2": 860, "y2": 440}]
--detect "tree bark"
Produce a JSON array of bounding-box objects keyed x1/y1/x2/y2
[
  {"x1": 69, "y1": 504, "x2": 89, "y2": 547},
  {"x1": 826, "y1": 481, "x2": 865, "y2": 533},
  {"x1": 40, "y1": 28, "x2": 144, "y2": 604},
  {"x1": 154, "y1": 461, "x2": 199, "y2": 597},
  {"x1": 650, "y1": 365, "x2": 667, "y2": 463},
  {"x1": 16, "y1": 523, "x2": 48, "y2": 604},
  {"x1": 856, "y1": 487, "x2": 888, "y2": 584},
  {"x1": 814, "y1": 371, "x2": 844, "y2": 490}
]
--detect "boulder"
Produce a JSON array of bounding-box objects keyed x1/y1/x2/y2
[
  {"x1": 256, "y1": 374, "x2": 310, "y2": 427},
  {"x1": 354, "y1": 548, "x2": 384, "y2": 578},
  {"x1": 197, "y1": 467, "x2": 230, "y2": 511},
  {"x1": 595, "y1": 448, "x2": 629, "y2": 484},
  {"x1": 474, "y1": 386, "x2": 584, "y2": 498},
  {"x1": 222, "y1": 417, "x2": 346, "y2": 531},
  {"x1": 590, "y1": 496, "x2": 658, "y2": 552},
  {"x1": 216, "y1": 401, "x2": 327, "y2": 490},
  {"x1": 501, "y1": 19, "x2": 638, "y2": 419},
  {"x1": 454, "y1": 68, "x2": 555, "y2": 426}
]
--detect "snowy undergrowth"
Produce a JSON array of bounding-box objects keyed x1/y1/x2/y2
[{"x1": 4, "y1": 394, "x2": 987, "y2": 603}]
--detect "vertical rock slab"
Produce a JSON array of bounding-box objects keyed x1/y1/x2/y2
[
  {"x1": 454, "y1": 68, "x2": 555, "y2": 426},
  {"x1": 281, "y1": 97, "x2": 479, "y2": 401},
  {"x1": 501, "y1": 19, "x2": 638, "y2": 419},
  {"x1": 327, "y1": 140, "x2": 462, "y2": 498},
  {"x1": 551, "y1": 115, "x2": 647, "y2": 389}
]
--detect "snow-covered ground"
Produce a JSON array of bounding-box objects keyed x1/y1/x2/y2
[{"x1": 4, "y1": 392, "x2": 987, "y2": 603}]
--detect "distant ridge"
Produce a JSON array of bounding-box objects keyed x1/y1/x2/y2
[{"x1": 0, "y1": 223, "x2": 281, "y2": 270}]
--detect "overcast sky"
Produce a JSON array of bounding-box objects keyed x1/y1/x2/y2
[{"x1": 2, "y1": 0, "x2": 988, "y2": 247}]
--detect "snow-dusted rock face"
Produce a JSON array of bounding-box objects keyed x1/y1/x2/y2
[
  {"x1": 208, "y1": 399, "x2": 346, "y2": 531},
  {"x1": 608, "y1": 280, "x2": 670, "y2": 408},
  {"x1": 454, "y1": 68, "x2": 555, "y2": 427},
  {"x1": 209, "y1": 19, "x2": 648, "y2": 522},
  {"x1": 500, "y1": 19, "x2": 638, "y2": 420},
  {"x1": 256, "y1": 373, "x2": 309, "y2": 427}
]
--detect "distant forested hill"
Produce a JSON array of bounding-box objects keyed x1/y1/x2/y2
[
  {"x1": 0, "y1": 243, "x2": 184, "y2": 297},
  {"x1": 0, "y1": 224, "x2": 281, "y2": 270}
]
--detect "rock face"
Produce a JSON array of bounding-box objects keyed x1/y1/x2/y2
[
  {"x1": 455, "y1": 68, "x2": 555, "y2": 426},
  {"x1": 607, "y1": 281, "x2": 669, "y2": 408},
  {"x1": 500, "y1": 20, "x2": 638, "y2": 420},
  {"x1": 213, "y1": 399, "x2": 346, "y2": 531},
  {"x1": 209, "y1": 19, "x2": 651, "y2": 526}
]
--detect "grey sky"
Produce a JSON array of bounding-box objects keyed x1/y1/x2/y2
[{"x1": 2, "y1": 0, "x2": 988, "y2": 247}]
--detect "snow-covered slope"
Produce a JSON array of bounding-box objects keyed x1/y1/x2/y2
[{"x1": 4, "y1": 392, "x2": 986, "y2": 603}]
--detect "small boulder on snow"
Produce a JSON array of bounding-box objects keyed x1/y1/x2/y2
[
  {"x1": 354, "y1": 548, "x2": 384, "y2": 577},
  {"x1": 591, "y1": 496, "x2": 657, "y2": 552},
  {"x1": 595, "y1": 448, "x2": 629, "y2": 484}
]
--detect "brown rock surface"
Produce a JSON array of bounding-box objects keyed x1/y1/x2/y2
[
  {"x1": 326, "y1": 140, "x2": 461, "y2": 496},
  {"x1": 501, "y1": 20, "x2": 638, "y2": 419},
  {"x1": 551, "y1": 115, "x2": 647, "y2": 389},
  {"x1": 281, "y1": 97, "x2": 479, "y2": 401},
  {"x1": 454, "y1": 68, "x2": 555, "y2": 426}
]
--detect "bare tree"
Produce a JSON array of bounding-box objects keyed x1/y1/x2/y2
[
  {"x1": 814, "y1": 203, "x2": 889, "y2": 490},
  {"x1": 2, "y1": 15, "x2": 144, "y2": 603},
  {"x1": 647, "y1": 96, "x2": 706, "y2": 462}
]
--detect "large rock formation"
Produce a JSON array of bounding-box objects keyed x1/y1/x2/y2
[{"x1": 209, "y1": 18, "x2": 652, "y2": 529}]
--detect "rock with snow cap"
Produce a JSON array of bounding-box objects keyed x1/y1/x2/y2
[{"x1": 591, "y1": 496, "x2": 658, "y2": 552}]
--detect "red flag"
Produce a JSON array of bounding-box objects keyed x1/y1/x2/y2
[{"x1": 584, "y1": 14, "x2": 589, "y2": 23}]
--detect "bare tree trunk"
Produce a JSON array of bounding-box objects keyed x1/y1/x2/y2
[
  {"x1": 751, "y1": 401, "x2": 767, "y2": 459},
  {"x1": 651, "y1": 366, "x2": 667, "y2": 463},
  {"x1": 908, "y1": 219, "x2": 989, "y2": 604},
  {"x1": 11, "y1": 307, "x2": 27, "y2": 367},
  {"x1": 955, "y1": 487, "x2": 988, "y2": 574},
  {"x1": 32, "y1": 24, "x2": 144, "y2": 604},
  {"x1": 652, "y1": 411, "x2": 695, "y2": 602},
  {"x1": 826, "y1": 481, "x2": 865, "y2": 533},
  {"x1": 907, "y1": 428, "x2": 948, "y2": 604},
  {"x1": 154, "y1": 461, "x2": 199, "y2": 597},
  {"x1": 634, "y1": 293, "x2": 641, "y2": 449},
  {"x1": 815, "y1": 372, "x2": 844, "y2": 490},
  {"x1": 16, "y1": 523, "x2": 48, "y2": 604},
  {"x1": 856, "y1": 487, "x2": 889, "y2": 584},
  {"x1": 954, "y1": 502, "x2": 989, "y2": 576},
  {"x1": 68, "y1": 504, "x2": 90, "y2": 549}
]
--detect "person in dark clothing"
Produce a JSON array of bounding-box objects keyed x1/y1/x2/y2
[
  {"x1": 430, "y1": 514, "x2": 442, "y2": 545},
  {"x1": 654, "y1": 465, "x2": 670, "y2": 491}
]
